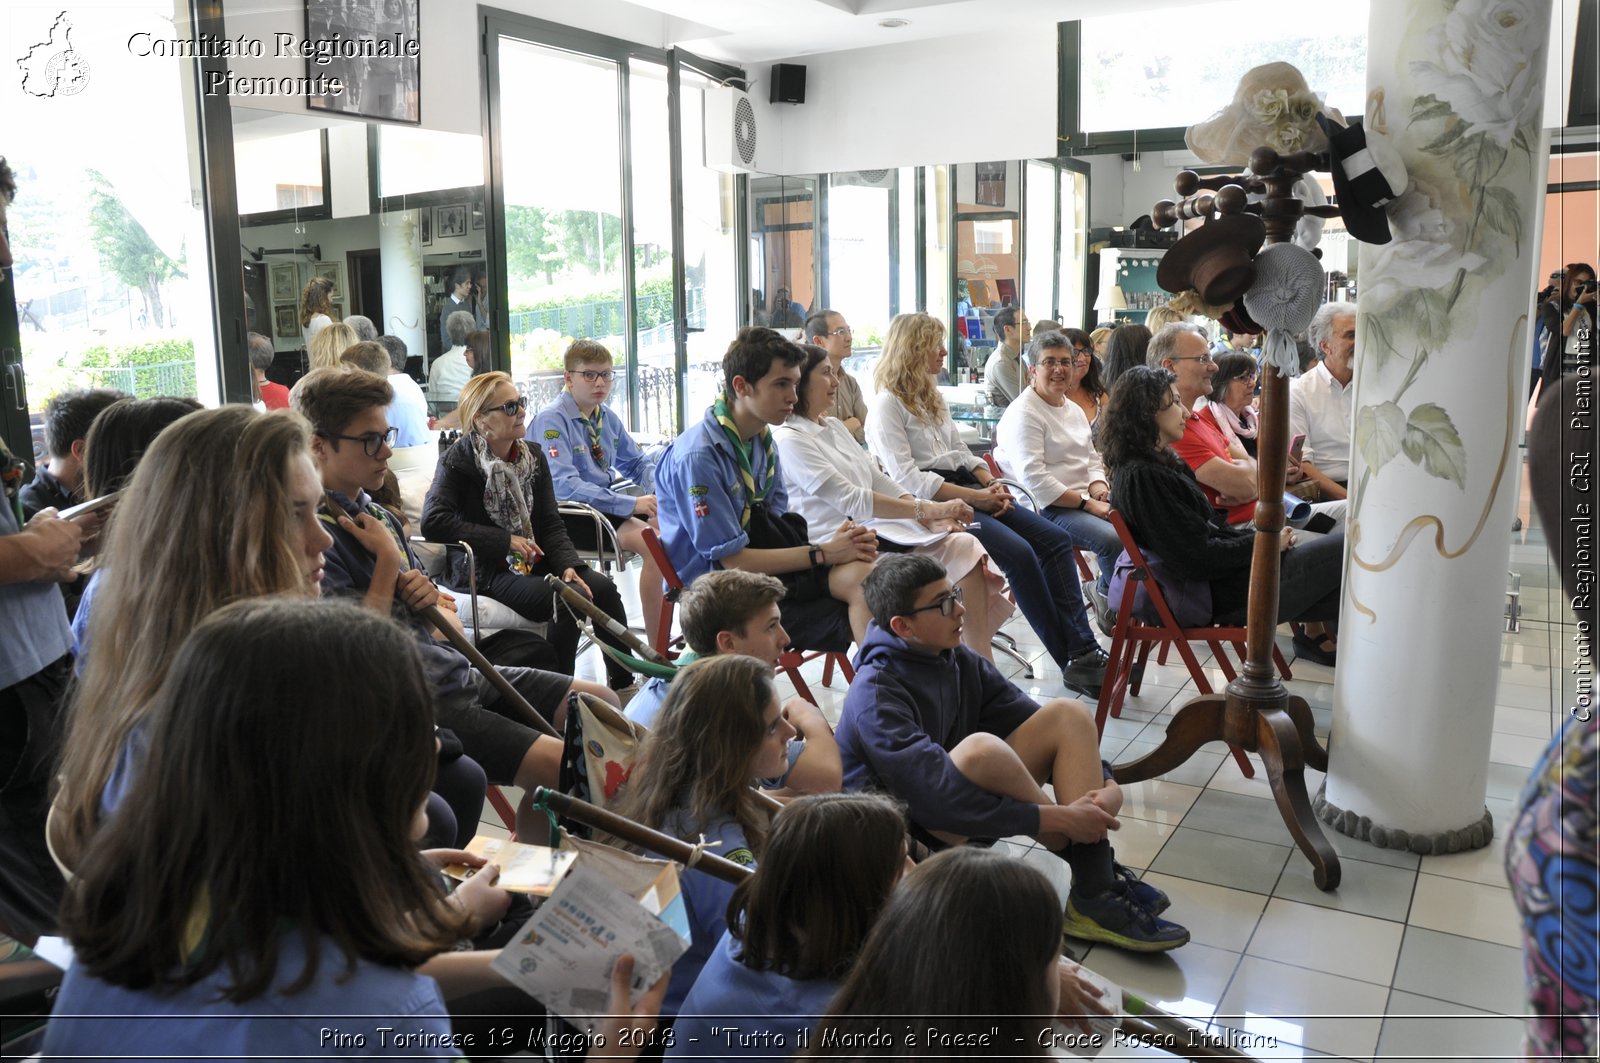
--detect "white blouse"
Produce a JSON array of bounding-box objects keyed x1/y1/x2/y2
[
  {"x1": 992, "y1": 385, "x2": 1107, "y2": 507},
  {"x1": 774, "y1": 415, "x2": 940, "y2": 546},
  {"x1": 865, "y1": 391, "x2": 984, "y2": 500}
]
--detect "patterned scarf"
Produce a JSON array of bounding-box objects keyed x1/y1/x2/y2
[
  {"x1": 713, "y1": 394, "x2": 777, "y2": 529},
  {"x1": 471, "y1": 432, "x2": 538, "y2": 548},
  {"x1": 1207, "y1": 398, "x2": 1259, "y2": 444},
  {"x1": 583, "y1": 405, "x2": 607, "y2": 468}
]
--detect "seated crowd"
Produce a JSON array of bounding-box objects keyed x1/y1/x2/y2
[{"x1": 2, "y1": 308, "x2": 1365, "y2": 1057}]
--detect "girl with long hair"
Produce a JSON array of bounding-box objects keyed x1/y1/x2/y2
[
  {"x1": 1058, "y1": 328, "x2": 1107, "y2": 428},
  {"x1": 670, "y1": 793, "x2": 909, "y2": 1061},
  {"x1": 803, "y1": 847, "x2": 1107, "y2": 1059},
  {"x1": 1100, "y1": 322, "x2": 1151, "y2": 390},
  {"x1": 299, "y1": 275, "x2": 337, "y2": 348},
  {"x1": 612, "y1": 654, "x2": 795, "y2": 1020},
  {"x1": 866, "y1": 312, "x2": 1109, "y2": 697},
  {"x1": 46, "y1": 598, "x2": 667, "y2": 1056}
]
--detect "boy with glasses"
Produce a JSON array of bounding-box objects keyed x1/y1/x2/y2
[
  {"x1": 293, "y1": 368, "x2": 616, "y2": 841},
  {"x1": 529, "y1": 339, "x2": 666, "y2": 646},
  {"x1": 836, "y1": 553, "x2": 1189, "y2": 953}
]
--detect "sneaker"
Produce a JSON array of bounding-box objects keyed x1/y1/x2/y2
[
  {"x1": 1061, "y1": 647, "x2": 1110, "y2": 699},
  {"x1": 1113, "y1": 863, "x2": 1170, "y2": 915},
  {"x1": 1063, "y1": 883, "x2": 1190, "y2": 953},
  {"x1": 1088, "y1": 584, "x2": 1115, "y2": 638}
]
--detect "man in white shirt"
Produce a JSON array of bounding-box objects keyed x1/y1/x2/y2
[
  {"x1": 982, "y1": 306, "x2": 1031, "y2": 407},
  {"x1": 428, "y1": 310, "x2": 476, "y2": 412},
  {"x1": 1289, "y1": 302, "x2": 1356, "y2": 501},
  {"x1": 993, "y1": 331, "x2": 1121, "y2": 591},
  {"x1": 378, "y1": 335, "x2": 432, "y2": 447},
  {"x1": 804, "y1": 309, "x2": 868, "y2": 442}
]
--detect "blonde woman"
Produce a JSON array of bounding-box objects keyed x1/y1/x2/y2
[
  {"x1": 865, "y1": 313, "x2": 1109, "y2": 697},
  {"x1": 307, "y1": 320, "x2": 358, "y2": 371}
]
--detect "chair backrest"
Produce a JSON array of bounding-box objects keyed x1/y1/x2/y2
[
  {"x1": 983, "y1": 451, "x2": 1003, "y2": 479},
  {"x1": 1106, "y1": 508, "x2": 1212, "y2": 630}
]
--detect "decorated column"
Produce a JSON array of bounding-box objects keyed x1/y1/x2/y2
[
  {"x1": 1317, "y1": 0, "x2": 1554, "y2": 852},
  {"x1": 379, "y1": 209, "x2": 427, "y2": 370}
]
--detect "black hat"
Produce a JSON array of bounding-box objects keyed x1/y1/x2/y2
[{"x1": 1316, "y1": 113, "x2": 1407, "y2": 245}]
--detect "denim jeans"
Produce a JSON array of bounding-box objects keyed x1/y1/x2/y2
[
  {"x1": 970, "y1": 504, "x2": 1100, "y2": 664},
  {"x1": 1042, "y1": 505, "x2": 1124, "y2": 593}
]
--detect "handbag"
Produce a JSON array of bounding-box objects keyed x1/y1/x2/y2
[
  {"x1": 745, "y1": 501, "x2": 810, "y2": 550},
  {"x1": 925, "y1": 465, "x2": 985, "y2": 489},
  {"x1": 1107, "y1": 548, "x2": 1213, "y2": 627}
]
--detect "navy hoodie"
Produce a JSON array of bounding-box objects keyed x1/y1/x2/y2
[{"x1": 836, "y1": 622, "x2": 1042, "y2": 838}]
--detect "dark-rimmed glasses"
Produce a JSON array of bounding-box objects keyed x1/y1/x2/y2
[
  {"x1": 905, "y1": 586, "x2": 964, "y2": 618},
  {"x1": 574, "y1": 369, "x2": 615, "y2": 383},
  {"x1": 489, "y1": 397, "x2": 529, "y2": 417},
  {"x1": 321, "y1": 427, "x2": 398, "y2": 457}
]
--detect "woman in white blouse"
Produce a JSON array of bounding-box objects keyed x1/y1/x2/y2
[
  {"x1": 774, "y1": 345, "x2": 1011, "y2": 658},
  {"x1": 865, "y1": 313, "x2": 1110, "y2": 698}
]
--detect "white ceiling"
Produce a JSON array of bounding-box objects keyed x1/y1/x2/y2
[{"x1": 621, "y1": 0, "x2": 1189, "y2": 63}]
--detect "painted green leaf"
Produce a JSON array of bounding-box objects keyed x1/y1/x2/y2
[
  {"x1": 1364, "y1": 312, "x2": 1399, "y2": 370},
  {"x1": 1415, "y1": 288, "x2": 1451, "y2": 348},
  {"x1": 1355, "y1": 401, "x2": 1407, "y2": 474},
  {"x1": 1455, "y1": 133, "x2": 1508, "y2": 188},
  {"x1": 1401, "y1": 403, "x2": 1467, "y2": 488},
  {"x1": 1410, "y1": 94, "x2": 1453, "y2": 123},
  {"x1": 1421, "y1": 121, "x2": 1466, "y2": 154},
  {"x1": 1511, "y1": 127, "x2": 1533, "y2": 156},
  {"x1": 1482, "y1": 185, "x2": 1523, "y2": 255}
]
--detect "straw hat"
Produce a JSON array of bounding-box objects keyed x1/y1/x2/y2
[{"x1": 1186, "y1": 63, "x2": 1343, "y2": 166}]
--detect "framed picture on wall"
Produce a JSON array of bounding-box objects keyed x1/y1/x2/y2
[
  {"x1": 330, "y1": 301, "x2": 345, "y2": 320},
  {"x1": 270, "y1": 263, "x2": 299, "y2": 303},
  {"x1": 274, "y1": 305, "x2": 298, "y2": 339},
  {"x1": 304, "y1": 0, "x2": 421, "y2": 124},
  {"x1": 975, "y1": 162, "x2": 1007, "y2": 208},
  {"x1": 419, "y1": 208, "x2": 432, "y2": 246},
  {"x1": 312, "y1": 261, "x2": 344, "y2": 299},
  {"x1": 435, "y1": 204, "x2": 467, "y2": 239},
  {"x1": 471, "y1": 202, "x2": 485, "y2": 230}
]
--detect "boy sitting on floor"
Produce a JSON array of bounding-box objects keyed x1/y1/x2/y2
[
  {"x1": 625, "y1": 569, "x2": 840, "y2": 796},
  {"x1": 835, "y1": 553, "x2": 1189, "y2": 952}
]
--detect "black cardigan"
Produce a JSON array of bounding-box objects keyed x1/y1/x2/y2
[
  {"x1": 1110, "y1": 453, "x2": 1254, "y2": 584},
  {"x1": 421, "y1": 434, "x2": 583, "y2": 587}
]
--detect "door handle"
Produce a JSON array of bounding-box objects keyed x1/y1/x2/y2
[{"x1": 4, "y1": 360, "x2": 25, "y2": 411}]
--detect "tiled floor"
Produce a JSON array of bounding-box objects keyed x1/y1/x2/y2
[{"x1": 483, "y1": 490, "x2": 1570, "y2": 1062}]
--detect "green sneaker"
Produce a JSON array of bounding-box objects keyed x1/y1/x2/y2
[{"x1": 1064, "y1": 883, "x2": 1189, "y2": 953}]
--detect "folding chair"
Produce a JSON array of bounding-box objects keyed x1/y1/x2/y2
[
  {"x1": 638, "y1": 527, "x2": 853, "y2": 703},
  {"x1": 1097, "y1": 509, "x2": 1294, "y2": 780}
]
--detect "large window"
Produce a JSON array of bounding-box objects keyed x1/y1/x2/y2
[
  {"x1": 1077, "y1": 0, "x2": 1369, "y2": 135},
  {"x1": 7, "y1": 3, "x2": 221, "y2": 431}
]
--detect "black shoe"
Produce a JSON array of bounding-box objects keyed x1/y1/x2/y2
[
  {"x1": 1113, "y1": 863, "x2": 1170, "y2": 915},
  {"x1": 1062, "y1": 648, "x2": 1110, "y2": 699},
  {"x1": 1064, "y1": 882, "x2": 1189, "y2": 952}
]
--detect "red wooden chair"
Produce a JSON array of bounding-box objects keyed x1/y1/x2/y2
[
  {"x1": 639, "y1": 527, "x2": 852, "y2": 702},
  {"x1": 1097, "y1": 509, "x2": 1295, "y2": 780}
]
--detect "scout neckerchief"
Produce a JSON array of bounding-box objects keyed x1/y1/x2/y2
[
  {"x1": 713, "y1": 394, "x2": 777, "y2": 529},
  {"x1": 582, "y1": 403, "x2": 607, "y2": 469},
  {"x1": 317, "y1": 491, "x2": 402, "y2": 545}
]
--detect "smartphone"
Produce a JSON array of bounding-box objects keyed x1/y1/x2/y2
[
  {"x1": 58, "y1": 493, "x2": 118, "y2": 521},
  {"x1": 1289, "y1": 433, "x2": 1306, "y2": 463}
]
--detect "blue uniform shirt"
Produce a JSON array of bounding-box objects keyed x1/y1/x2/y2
[
  {"x1": 669, "y1": 930, "x2": 840, "y2": 1062},
  {"x1": 655, "y1": 407, "x2": 789, "y2": 586},
  {"x1": 527, "y1": 392, "x2": 648, "y2": 519}
]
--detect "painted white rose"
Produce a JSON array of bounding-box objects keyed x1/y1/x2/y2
[
  {"x1": 1409, "y1": 0, "x2": 1548, "y2": 145},
  {"x1": 1360, "y1": 180, "x2": 1486, "y2": 315}
]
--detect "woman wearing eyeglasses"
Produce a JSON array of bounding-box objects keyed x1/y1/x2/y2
[
  {"x1": 1059, "y1": 328, "x2": 1108, "y2": 429},
  {"x1": 422, "y1": 372, "x2": 636, "y2": 690}
]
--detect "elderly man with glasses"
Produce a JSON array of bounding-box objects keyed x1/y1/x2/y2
[
  {"x1": 993, "y1": 330, "x2": 1122, "y2": 597},
  {"x1": 804, "y1": 309, "x2": 868, "y2": 443}
]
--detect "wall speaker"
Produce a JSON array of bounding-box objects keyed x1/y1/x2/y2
[{"x1": 770, "y1": 63, "x2": 806, "y2": 105}]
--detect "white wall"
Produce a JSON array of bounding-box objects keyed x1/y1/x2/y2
[{"x1": 753, "y1": 31, "x2": 1058, "y2": 176}]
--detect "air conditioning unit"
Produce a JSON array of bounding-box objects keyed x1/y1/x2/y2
[
  {"x1": 704, "y1": 87, "x2": 761, "y2": 174},
  {"x1": 832, "y1": 169, "x2": 894, "y2": 188}
]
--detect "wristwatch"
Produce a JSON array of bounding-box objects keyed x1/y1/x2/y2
[
  {"x1": 808, "y1": 544, "x2": 825, "y2": 569},
  {"x1": 1076, "y1": 496, "x2": 1089, "y2": 511}
]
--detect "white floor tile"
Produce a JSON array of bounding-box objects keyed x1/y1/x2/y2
[
  {"x1": 1408, "y1": 874, "x2": 1523, "y2": 948},
  {"x1": 1489, "y1": 729, "x2": 1554, "y2": 769},
  {"x1": 1108, "y1": 816, "x2": 1178, "y2": 871},
  {"x1": 1417, "y1": 830, "x2": 1510, "y2": 888},
  {"x1": 1214, "y1": 956, "x2": 1389, "y2": 1059},
  {"x1": 1140, "y1": 872, "x2": 1268, "y2": 952},
  {"x1": 1245, "y1": 898, "x2": 1405, "y2": 986},
  {"x1": 1115, "y1": 779, "x2": 1204, "y2": 825},
  {"x1": 1078, "y1": 940, "x2": 1243, "y2": 1024}
]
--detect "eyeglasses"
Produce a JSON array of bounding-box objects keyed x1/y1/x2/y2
[
  {"x1": 1169, "y1": 354, "x2": 1215, "y2": 364},
  {"x1": 1073, "y1": 346, "x2": 1093, "y2": 356},
  {"x1": 489, "y1": 397, "x2": 529, "y2": 416},
  {"x1": 905, "y1": 586, "x2": 964, "y2": 618},
  {"x1": 823, "y1": 326, "x2": 853, "y2": 339},
  {"x1": 323, "y1": 426, "x2": 397, "y2": 457},
  {"x1": 1036, "y1": 357, "x2": 1077, "y2": 371},
  {"x1": 574, "y1": 369, "x2": 615, "y2": 383}
]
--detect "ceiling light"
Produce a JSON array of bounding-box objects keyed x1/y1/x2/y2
[{"x1": 878, "y1": 18, "x2": 910, "y2": 28}]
